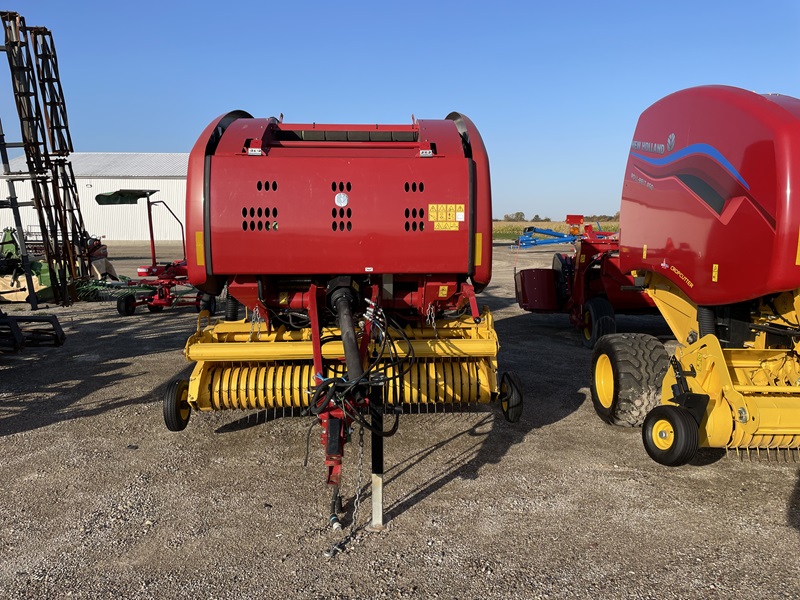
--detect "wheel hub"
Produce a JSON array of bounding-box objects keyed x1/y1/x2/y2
[{"x1": 652, "y1": 419, "x2": 674, "y2": 450}]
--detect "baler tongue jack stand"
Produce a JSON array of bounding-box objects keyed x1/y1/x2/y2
[{"x1": 164, "y1": 109, "x2": 524, "y2": 536}]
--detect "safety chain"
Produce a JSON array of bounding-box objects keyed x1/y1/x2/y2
[
  {"x1": 426, "y1": 303, "x2": 438, "y2": 338},
  {"x1": 249, "y1": 306, "x2": 263, "y2": 341}
]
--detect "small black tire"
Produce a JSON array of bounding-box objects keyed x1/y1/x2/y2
[
  {"x1": 642, "y1": 404, "x2": 699, "y2": 466},
  {"x1": 164, "y1": 379, "x2": 191, "y2": 431},
  {"x1": 117, "y1": 294, "x2": 136, "y2": 316},
  {"x1": 581, "y1": 296, "x2": 615, "y2": 348},
  {"x1": 146, "y1": 295, "x2": 164, "y2": 313},
  {"x1": 499, "y1": 371, "x2": 523, "y2": 423},
  {"x1": 591, "y1": 333, "x2": 669, "y2": 427},
  {"x1": 199, "y1": 294, "x2": 217, "y2": 314}
]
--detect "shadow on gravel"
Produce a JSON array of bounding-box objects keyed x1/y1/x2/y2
[
  {"x1": 789, "y1": 470, "x2": 800, "y2": 531},
  {"x1": 383, "y1": 307, "x2": 588, "y2": 521},
  {"x1": 0, "y1": 309, "x2": 195, "y2": 437}
]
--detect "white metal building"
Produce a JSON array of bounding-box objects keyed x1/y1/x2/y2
[{"x1": 2, "y1": 153, "x2": 189, "y2": 241}]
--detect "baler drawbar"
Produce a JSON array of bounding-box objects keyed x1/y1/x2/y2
[{"x1": 164, "y1": 110, "x2": 523, "y2": 531}]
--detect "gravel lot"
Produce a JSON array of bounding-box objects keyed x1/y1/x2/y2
[{"x1": 1, "y1": 241, "x2": 799, "y2": 599}]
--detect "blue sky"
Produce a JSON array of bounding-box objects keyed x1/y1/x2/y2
[{"x1": 2, "y1": 1, "x2": 799, "y2": 219}]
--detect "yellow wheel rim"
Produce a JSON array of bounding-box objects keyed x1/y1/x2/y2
[
  {"x1": 178, "y1": 385, "x2": 190, "y2": 421},
  {"x1": 594, "y1": 354, "x2": 614, "y2": 409},
  {"x1": 651, "y1": 419, "x2": 674, "y2": 450},
  {"x1": 583, "y1": 311, "x2": 592, "y2": 341}
]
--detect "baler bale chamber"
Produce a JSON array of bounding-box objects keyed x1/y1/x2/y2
[
  {"x1": 591, "y1": 85, "x2": 800, "y2": 465},
  {"x1": 164, "y1": 110, "x2": 523, "y2": 529}
]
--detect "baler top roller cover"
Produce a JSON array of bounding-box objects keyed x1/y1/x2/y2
[{"x1": 167, "y1": 110, "x2": 522, "y2": 535}]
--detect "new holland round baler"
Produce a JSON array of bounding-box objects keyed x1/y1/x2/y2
[
  {"x1": 591, "y1": 85, "x2": 800, "y2": 464},
  {"x1": 164, "y1": 110, "x2": 522, "y2": 529}
]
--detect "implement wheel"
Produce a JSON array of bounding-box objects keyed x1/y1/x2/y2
[
  {"x1": 164, "y1": 379, "x2": 191, "y2": 431},
  {"x1": 199, "y1": 293, "x2": 217, "y2": 314},
  {"x1": 581, "y1": 296, "x2": 615, "y2": 348},
  {"x1": 499, "y1": 371, "x2": 523, "y2": 423},
  {"x1": 117, "y1": 294, "x2": 136, "y2": 316},
  {"x1": 591, "y1": 333, "x2": 668, "y2": 427},
  {"x1": 642, "y1": 405, "x2": 699, "y2": 466}
]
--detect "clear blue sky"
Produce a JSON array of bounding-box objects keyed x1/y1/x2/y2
[{"x1": 2, "y1": 1, "x2": 799, "y2": 219}]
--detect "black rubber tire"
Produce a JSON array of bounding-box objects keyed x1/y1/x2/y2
[
  {"x1": 642, "y1": 404, "x2": 699, "y2": 466},
  {"x1": 499, "y1": 371, "x2": 523, "y2": 423},
  {"x1": 199, "y1": 293, "x2": 217, "y2": 314},
  {"x1": 591, "y1": 333, "x2": 669, "y2": 427},
  {"x1": 163, "y1": 379, "x2": 191, "y2": 431},
  {"x1": 117, "y1": 294, "x2": 136, "y2": 316},
  {"x1": 147, "y1": 304, "x2": 164, "y2": 313},
  {"x1": 581, "y1": 296, "x2": 615, "y2": 348}
]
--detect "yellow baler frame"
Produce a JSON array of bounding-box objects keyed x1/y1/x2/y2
[{"x1": 184, "y1": 308, "x2": 500, "y2": 413}]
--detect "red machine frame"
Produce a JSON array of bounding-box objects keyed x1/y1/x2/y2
[{"x1": 515, "y1": 215, "x2": 656, "y2": 347}]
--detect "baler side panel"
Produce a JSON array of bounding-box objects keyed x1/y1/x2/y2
[{"x1": 207, "y1": 155, "x2": 472, "y2": 276}]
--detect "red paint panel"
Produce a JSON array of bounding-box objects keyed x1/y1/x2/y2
[{"x1": 620, "y1": 85, "x2": 800, "y2": 305}]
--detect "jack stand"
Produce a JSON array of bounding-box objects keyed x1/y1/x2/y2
[{"x1": 366, "y1": 389, "x2": 385, "y2": 531}]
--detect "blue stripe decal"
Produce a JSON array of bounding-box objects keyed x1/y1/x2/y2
[{"x1": 631, "y1": 143, "x2": 749, "y2": 191}]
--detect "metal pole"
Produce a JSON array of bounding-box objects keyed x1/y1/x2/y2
[{"x1": 368, "y1": 385, "x2": 385, "y2": 531}]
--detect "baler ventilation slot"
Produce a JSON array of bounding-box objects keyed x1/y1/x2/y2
[
  {"x1": 404, "y1": 207, "x2": 425, "y2": 232},
  {"x1": 256, "y1": 180, "x2": 278, "y2": 192},
  {"x1": 331, "y1": 181, "x2": 352, "y2": 192},
  {"x1": 275, "y1": 130, "x2": 417, "y2": 143},
  {"x1": 404, "y1": 182, "x2": 425, "y2": 192},
  {"x1": 241, "y1": 206, "x2": 278, "y2": 232}
]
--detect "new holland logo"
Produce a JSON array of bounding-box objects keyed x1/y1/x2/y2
[{"x1": 667, "y1": 132, "x2": 675, "y2": 152}]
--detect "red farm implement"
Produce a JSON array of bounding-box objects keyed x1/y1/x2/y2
[
  {"x1": 514, "y1": 215, "x2": 656, "y2": 347},
  {"x1": 164, "y1": 110, "x2": 523, "y2": 540},
  {"x1": 94, "y1": 189, "x2": 216, "y2": 316}
]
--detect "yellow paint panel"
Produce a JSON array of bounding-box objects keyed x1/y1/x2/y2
[
  {"x1": 195, "y1": 231, "x2": 205, "y2": 267},
  {"x1": 474, "y1": 233, "x2": 483, "y2": 267},
  {"x1": 795, "y1": 228, "x2": 800, "y2": 265}
]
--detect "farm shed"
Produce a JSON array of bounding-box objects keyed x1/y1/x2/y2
[{"x1": 2, "y1": 153, "x2": 189, "y2": 241}]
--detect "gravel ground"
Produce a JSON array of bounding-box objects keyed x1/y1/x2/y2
[{"x1": 1, "y1": 241, "x2": 799, "y2": 599}]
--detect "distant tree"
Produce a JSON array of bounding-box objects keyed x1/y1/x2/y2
[{"x1": 503, "y1": 212, "x2": 527, "y2": 222}]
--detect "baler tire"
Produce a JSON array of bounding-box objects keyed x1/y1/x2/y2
[
  {"x1": 642, "y1": 405, "x2": 699, "y2": 466},
  {"x1": 591, "y1": 333, "x2": 669, "y2": 427},
  {"x1": 117, "y1": 294, "x2": 136, "y2": 316},
  {"x1": 164, "y1": 379, "x2": 191, "y2": 431},
  {"x1": 499, "y1": 371, "x2": 523, "y2": 423},
  {"x1": 199, "y1": 293, "x2": 217, "y2": 315},
  {"x1": 581, "y1": 297, "x2": 615, "y2": 348}
]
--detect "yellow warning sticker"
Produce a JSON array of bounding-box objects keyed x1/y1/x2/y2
[
  {"x1": 643, "y1": 244, "x2": 648, "y2": 259},
  {"x1": 712, "y1": 264, "x2": 719, "y2": 283},
  {"x1": 434, "y1": 222, "x2": 459, "y2": 231},
  {"x1": 279, "y1": 292, "x2": 289, "y2": 305},
  {"x1": 427, "y1": 203, "x2": 461, "y2": 230},
  {"x1": 438, "y1": 286, "x2": 449, "y2": 298}
]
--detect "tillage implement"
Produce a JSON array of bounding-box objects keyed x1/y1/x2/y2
[
  {"x1": 591, "y1": 86, "x2": 800, "y2": 464},
  {"x1": 164, "y1": 110, "x2": 523, "y2": 528}
]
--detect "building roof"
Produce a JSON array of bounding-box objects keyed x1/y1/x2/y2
[{"x1": 8, "y1": 152, "x2": 189, "y2": 178}]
